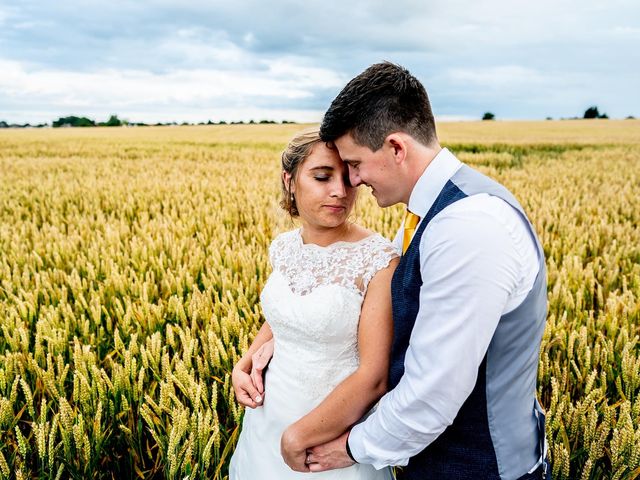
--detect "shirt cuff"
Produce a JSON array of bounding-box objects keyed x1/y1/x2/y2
[
  {"x1": 346, "y1": 431, "x2": 358, "y2": 463},
  {"x1": 348, "y1": 421, "x2": 409, "y2": 470}
]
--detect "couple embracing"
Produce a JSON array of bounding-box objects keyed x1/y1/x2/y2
[{"x1": 229, "y1": 62, "x2": 551, "y2": 480}]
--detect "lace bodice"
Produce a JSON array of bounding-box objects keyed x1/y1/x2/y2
[
  {"x1": 269, "y1": 228, "x2": 399, "y2": 296},
  {"x1": 231, "y1": 228, "x2": 397, "y2": 479},
  {"x1": 260, "y1": 229, "x2": 399, "y2": 399}
]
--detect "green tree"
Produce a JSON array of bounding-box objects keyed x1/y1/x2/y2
[
  {"x1": 584, "y1": 106, "x2": 599, "y2": 118},
  {"x1": 52, "y1": 116, "x2": 96, "y2": 127},
  {"x1": 104, "y1": 115, "x2": 122, "y2": 127},
  {"x1": 482, "y1": 112, "x2": 495, "y2": 121},
  {"x1": 584, "y1": 106, "x2": 608, "y2": 119}
]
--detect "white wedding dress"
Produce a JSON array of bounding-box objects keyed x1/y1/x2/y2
[{"x1": 229, "y1": 228, "x2": 398, "y2": 479}]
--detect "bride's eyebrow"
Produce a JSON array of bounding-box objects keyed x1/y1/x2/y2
[{"x1": 309, "y1": 166, "x2": 334, "y2": 171}]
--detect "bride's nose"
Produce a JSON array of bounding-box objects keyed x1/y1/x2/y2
[{"x1": 330, "y1": 177, "x2": 348, "y2": 198}]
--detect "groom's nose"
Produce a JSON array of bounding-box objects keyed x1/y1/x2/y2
[{"x1": 348, "y1": 168, "x2": 362, "y2": 187}]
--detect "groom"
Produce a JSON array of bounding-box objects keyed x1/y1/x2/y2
[{"x1": 281, "y1": 62, "x2": 551, "y2": 479}]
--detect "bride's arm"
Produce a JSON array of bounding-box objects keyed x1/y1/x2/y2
[
  {"x1": 232, "y1": 322, "x2": 273, "y2": 408},
  {"x1": 281, "y1": 257, "x2": 398, "y2": 470}
]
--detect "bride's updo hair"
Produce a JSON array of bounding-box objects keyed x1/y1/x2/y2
[{"x1": 280, "y1": 127, "x2": 323, "y2": 217}]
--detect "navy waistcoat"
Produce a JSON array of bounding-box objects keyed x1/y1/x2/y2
[{"x1": 389, "y1": 164, "x2": 548, "y2": 480}]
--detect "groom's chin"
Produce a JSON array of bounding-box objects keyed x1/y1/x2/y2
[
  {"x1": 374, "y1": 196, "x2": 396, "y2": 208},
  {"x1": 369, "y1": 188, "x2": 401, "y2": 208},
  {"x1": 369, "y1": 190, "x2": 387, "y2": 208}
]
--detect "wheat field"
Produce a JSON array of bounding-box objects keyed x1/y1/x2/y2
[{"x1": 0, "y1": 120, "x2": 639, "y2": 479}]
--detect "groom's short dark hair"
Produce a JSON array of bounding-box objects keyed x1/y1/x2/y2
[{"x1": 320, "y1": 61, "x2": 437, "y2": 151}]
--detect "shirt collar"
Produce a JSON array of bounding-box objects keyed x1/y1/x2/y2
[{"x1": 407, "y1": 148, "x2": 462, "y2": 218}]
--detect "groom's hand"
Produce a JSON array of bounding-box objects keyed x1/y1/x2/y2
[
  {"x1": 250, "y1": 338, "x2": 274, "y2": 394},
  {"x1": 281, "y1": 426, "x2": 310, "y2": 472},
  {"x1": 306, "y1": 430, "x2": 355, "y2": 472}
]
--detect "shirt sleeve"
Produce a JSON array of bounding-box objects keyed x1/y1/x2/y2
[{"x1": 348, "y1": 197, "x2": 526, "y2": 468}]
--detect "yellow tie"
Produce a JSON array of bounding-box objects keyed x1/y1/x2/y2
[{"x1": 402, "y1": 210, "x2": 420, "y2": 254}]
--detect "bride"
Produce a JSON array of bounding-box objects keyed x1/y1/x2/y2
[{"x1": 229, "y1": 128, "x2": 398, "y2": 479}]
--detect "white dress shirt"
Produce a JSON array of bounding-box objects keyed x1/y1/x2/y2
[{"x1": 349, "y1": 148, "x2": 540, "y2": 468}]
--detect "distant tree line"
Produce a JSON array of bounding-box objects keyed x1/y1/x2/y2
[
  {"x1": 0, "y1": 120, "x2": 49, "y2": 129},
  {"x1": 2, "y1": 107, "x2": 636, "y2": 128},
  {"x1": 0, "y1": 115, "x2": 298, "y2": 129},
  {"x1": 480, "y1": 106, "x2": 634, "y2": 121}
]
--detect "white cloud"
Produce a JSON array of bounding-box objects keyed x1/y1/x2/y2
[
  {"x1": 446, "y1": 66, "x2": 548, "y2": 90},
  {"x1": 1, "y1": 0, "x2": 638, "y2": 122},
  {"x1": 0, "y1": 57, "x2": 344, "y2": 123}
]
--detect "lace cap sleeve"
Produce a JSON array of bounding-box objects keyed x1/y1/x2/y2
[
  {"x1": 360, "y1": 235, "x2": 400, "y2": 292},
  {"x1": 268, "y1": 230, "x2": 294, "y2": 269}
]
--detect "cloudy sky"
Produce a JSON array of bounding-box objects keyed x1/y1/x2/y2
[{"x1": 1, "y1": 0, "x2": 638, "y2": 124}]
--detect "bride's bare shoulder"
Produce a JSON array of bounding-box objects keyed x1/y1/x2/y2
[{"x1": 347, "y1": 223, "x2": 376, "y2": 242}]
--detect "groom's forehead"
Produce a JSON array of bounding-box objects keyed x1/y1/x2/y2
[
  {"x1": 335, "y1": 132, "x2": 358, "y2": 147},
  {"x1": 335, "y1": 135, "x2": 369, "y2": 157}
]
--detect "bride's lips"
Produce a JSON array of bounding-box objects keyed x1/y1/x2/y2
[{"x1": 323, "y1": 205, "x2": 347, "y2": 213}]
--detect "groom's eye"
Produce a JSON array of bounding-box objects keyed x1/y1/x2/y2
[
  {"x1": 314, "y1": 176, "x2": 330, "y2": 182},
  {"x1": 343, "y1": 172, "x2": 352, "y2": 187}
]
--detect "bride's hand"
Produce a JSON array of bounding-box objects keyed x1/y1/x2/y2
[
  {"x1": 250, "y1": 338, "x2": 274, "y2": 395},
  {"x1": 281, "y1": 426, "x2": 310, "y2": 472},
  {"x1": 232, "y1": 364, "x2": 263, "y2": 409}
]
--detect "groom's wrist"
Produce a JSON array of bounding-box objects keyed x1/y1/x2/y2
[{"x1": 345, "y1": 431, "x2": 358, "y2": 463}]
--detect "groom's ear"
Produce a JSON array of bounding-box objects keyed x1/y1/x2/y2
[{"x1": 385, "y1": 133, "x2": 408, "y2": 165}]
